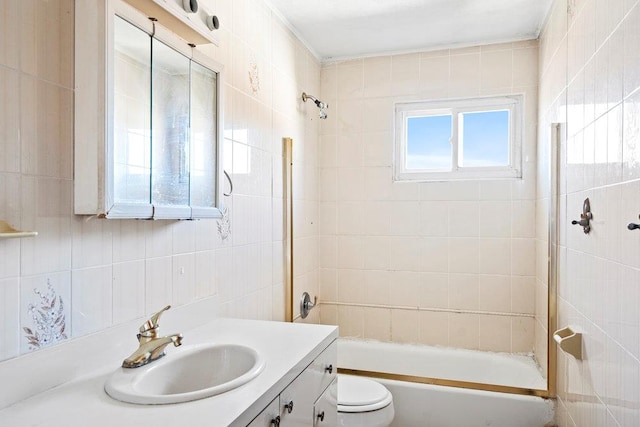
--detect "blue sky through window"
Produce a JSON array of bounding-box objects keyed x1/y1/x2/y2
[
  {"x1": 460, "y1": 110, "x2": 509, "y2": 167},
  {"x1": 406, "y1": 115, "x2": 452, "y2": 169},
  {"x1": 406, "y1": 109, "x2": 509, "y2": 170}
]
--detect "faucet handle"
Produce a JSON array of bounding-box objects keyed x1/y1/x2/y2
[{"x1": 139, "y1": 305, "x2": 171, "y2": 335}]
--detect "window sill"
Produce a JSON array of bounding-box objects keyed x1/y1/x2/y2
[{"x1": 394, "y1": 169, "x2": 522, "y2": 182}]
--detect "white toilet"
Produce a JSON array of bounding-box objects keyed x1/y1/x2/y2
[{"x1": 337, "y1": 375, "x2": 395, "y2": 427}]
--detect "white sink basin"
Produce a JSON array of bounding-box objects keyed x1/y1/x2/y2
[{"x1": 105, "y1": 343, "x2": 265, "y2": 404}]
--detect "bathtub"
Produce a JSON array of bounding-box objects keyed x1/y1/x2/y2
[{"x1": 338, "y1": 339, "x2": 555, "y2": 427}]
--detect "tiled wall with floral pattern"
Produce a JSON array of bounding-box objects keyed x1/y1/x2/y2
[{"x1": 0, "y1": 0, "x2": 320, "y2": 362}]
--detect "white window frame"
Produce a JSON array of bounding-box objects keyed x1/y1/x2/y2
[{"x1": 394, "y1": 95, "x2": 523, "y2": 181}]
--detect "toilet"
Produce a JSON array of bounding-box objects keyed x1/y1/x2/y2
[{"x1": 337, "y1": 375, "x2": 395, "y2": 427}]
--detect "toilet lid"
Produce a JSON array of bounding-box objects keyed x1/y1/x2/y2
[{"x1": 337, "y1": 376, "x2": 393, "y2": 413}]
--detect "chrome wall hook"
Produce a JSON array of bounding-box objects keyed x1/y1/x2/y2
[{"x1": 571, "y1": 197, "x2": 592, "y2": 234}]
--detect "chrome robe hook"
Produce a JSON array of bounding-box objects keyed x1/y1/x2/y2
[{"x1": 571, "y1": 198, "x2": 592, "y2": 234}]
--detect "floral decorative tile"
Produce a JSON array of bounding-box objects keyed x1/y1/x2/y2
[
  {"x1": 20, "y1": 273, "x2": 71, "y2": 354},
  {"x1": 248, "y1": 57, "x2": 260, "y2": 95},
  {"x1": 217, "y1": 206, "x2": 231, "y2": 242}
]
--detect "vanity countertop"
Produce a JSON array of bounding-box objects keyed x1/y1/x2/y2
[{"x1": 0, "y1": 318, "x2": 338, "y2": 427}]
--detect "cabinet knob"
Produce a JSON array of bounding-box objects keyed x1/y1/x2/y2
[
  {"x1": 284, "y1": 400, "x2": 294, "y2": 414},
  {"x1": 324, "y1": 364, "x2": 333, "y2": 374},
  {"x1": 270, "y1": 415, "x2": 280, "y2": 426},
  {"x1": 317, "y1": 411, "x2": 325, "y2": 422}
]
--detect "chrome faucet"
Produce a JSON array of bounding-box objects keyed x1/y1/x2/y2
[{"x1": 122, "y1": 305, "x2": 183, "y2": 368}]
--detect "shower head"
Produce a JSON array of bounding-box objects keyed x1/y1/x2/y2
[{"x1": 302, "y1": 92, "x2": 328, "y2": 119}]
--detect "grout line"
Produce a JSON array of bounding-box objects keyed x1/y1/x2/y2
[{"x1": 319, "y1": 301, "x2": 535, "y2": 318}]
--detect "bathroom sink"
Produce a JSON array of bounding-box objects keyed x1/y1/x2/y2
[{"x1": 105, "y1": 343, "x2": 265, "y2": 404}]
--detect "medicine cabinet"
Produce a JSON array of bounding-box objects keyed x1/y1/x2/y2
[{"x1": 74, "y1": 0, "x2": 224, "y2": 219}]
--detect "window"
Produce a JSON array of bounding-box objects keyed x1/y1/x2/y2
[{"x1": 395, "y1": 95, "x2": 523, "y2": 181}]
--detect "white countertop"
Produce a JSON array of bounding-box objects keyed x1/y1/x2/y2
[{"x1": 0, "y1": 318, "x2": 338, "y2": 427}]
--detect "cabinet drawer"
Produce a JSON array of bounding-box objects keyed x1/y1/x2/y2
[
  {"x1": 308, "y1": 341, "x2": 337, "y2": 396},
  {"x1": 314, "y1": 378, "x2": 337, "y2": 427},
  {"x1": 247, "y1": 397, "x2": 280, "y2": 427},
  {"x1": 279, "y1": 367, "x2": 314, "y2": 426},
  {"x1": 279, "y1": 340, "x2": 337, "y2": 426}
]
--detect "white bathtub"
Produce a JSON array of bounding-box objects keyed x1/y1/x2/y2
[
  {"x1": 376, "y1": 377, "x2": 555, "y2": 427},
  {"x1": 338, "y1": 339, "x2": 555, "y2": 427}
]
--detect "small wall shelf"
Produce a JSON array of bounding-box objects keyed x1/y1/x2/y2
[
  {"x1": 0, "y1": 219, "x2": 37, "y2": 239},
  {"x1": 553, "y1": 326, "x2": 582, "y2": 360}
]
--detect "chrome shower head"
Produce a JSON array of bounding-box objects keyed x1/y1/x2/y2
[{"x1": 302, "y1": 92, "x2": 328, "y2": 119}]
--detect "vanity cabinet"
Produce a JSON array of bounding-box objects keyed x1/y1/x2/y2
[
  {"x1": 75, "y1": 0, "x2": 224, "y2": 219},
  {"x1": 247, "y1": 341, "x2": 337, "y2": 427},
  {"x1": 313, "y1": 382, "x2": 338, "y2": 427}
]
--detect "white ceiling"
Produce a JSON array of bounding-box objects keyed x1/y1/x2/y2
[{"x1": 266, "y1": 0, "x2": 554, "y2": 61}]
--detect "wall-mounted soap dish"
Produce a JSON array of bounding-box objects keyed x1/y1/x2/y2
[
  {"x1": 553, "y1": 326, "x2": 582, "y2": 360},
  {"x1": 0, "y1": 219, "x2": 37, "y2": 239}
]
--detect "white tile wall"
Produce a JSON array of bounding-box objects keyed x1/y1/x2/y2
[
  {"x1": 0, "y1": 278, "x2": 20, "y2": 360},
  {"x1": 540, "y1": 0, "x2": 640, "y2": 425},
  {"x1": 112, "y1": 260, "x2": 145, "y2": 325},
  {"x1": 0, "y1": 0, "x2": 320, "y2": 364},
  {"x1": 319, "y1": 41, "x2": 540, "y2": 355},
  {"x1": 71, "y1": 267, "x2": 113, "y2": 338}
]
